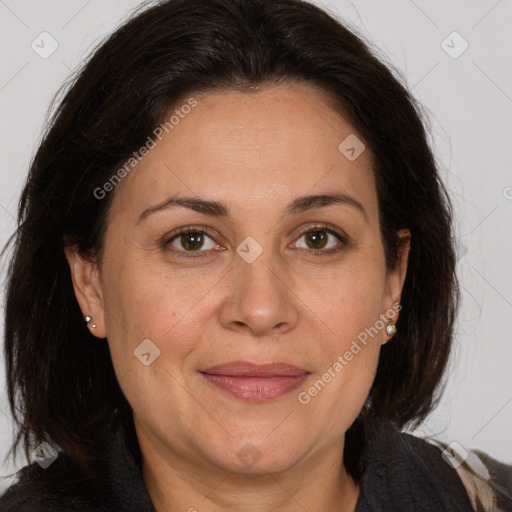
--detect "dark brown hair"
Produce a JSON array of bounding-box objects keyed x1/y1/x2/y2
[{"x1": 2, "y1": 0, "x2": 459, "y2": 483}]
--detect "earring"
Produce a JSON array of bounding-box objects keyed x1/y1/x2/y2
[
  {"x1": 386, "y1": 323, "x2": 396, "y2": 337},
  {"x1": 85, "y1": 316, "x2": 97, "y2": 329}
]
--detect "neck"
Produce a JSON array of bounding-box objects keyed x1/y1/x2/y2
[{"x1": 140, "y1": 431, "x2": 360, "y2": 512}]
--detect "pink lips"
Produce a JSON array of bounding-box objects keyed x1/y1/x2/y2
[{"x1": 199, "y1": 361, "x2": 310, "y2": 401}]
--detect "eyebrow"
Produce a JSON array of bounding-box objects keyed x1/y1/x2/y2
[{"x1": 137, "y1": 192, "x2": 368, "y2": 224}]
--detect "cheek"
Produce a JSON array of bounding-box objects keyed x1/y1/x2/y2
[
  {"x1": 295, "y1": 310, "x2": 382, "y2": 445},
  {"x1": 99, "y1": 253, "x2": 220, "y2": 376},
  {"x1": 296, "y1": 250, "x2": 387, "y2": 341},
  {"x1": 293, "y1": 255, "x2": 387, "y2": 418}
]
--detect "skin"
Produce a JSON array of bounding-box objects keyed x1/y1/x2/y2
[{"x1": 65, "y1": 82, "x2": 410, "y2": 512}]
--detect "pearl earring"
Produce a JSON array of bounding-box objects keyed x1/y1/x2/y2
[
  {"x1": 85, "y1": 316, "x2": 97, "y2": 329},
  {"x1": 386, "y1": 323, "x2": 396, "y2": 337}
]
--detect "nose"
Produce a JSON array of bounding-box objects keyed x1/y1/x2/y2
[{"x1": 218, "y1": 243, "x2": 299, "y2": 338}]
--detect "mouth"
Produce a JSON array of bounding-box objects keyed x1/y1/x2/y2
[{"x1": 199, "y1": 361, "x2": 310, "y2": 401}]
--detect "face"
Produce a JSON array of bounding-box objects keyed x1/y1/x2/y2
[{"x1": 66, "y1": 83, "x2": 409, "y2": 476}]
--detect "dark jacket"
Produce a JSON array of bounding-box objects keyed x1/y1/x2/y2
[{"x1": 0, "y1": 415, "x2": 510, "y2": 511}]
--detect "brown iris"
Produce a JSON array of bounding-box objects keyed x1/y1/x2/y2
[
  {"x1": 304, "y1": 230, "x2": 328, "y2": 249},
  {"x1": 180, "y1": 232, "x2": 204, "y2": 251}
]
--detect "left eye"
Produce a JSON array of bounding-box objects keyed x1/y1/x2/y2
[{"x1": 293, "y1": 228, "x2": 345, "y2": 252}]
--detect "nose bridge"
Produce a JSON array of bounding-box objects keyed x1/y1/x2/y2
[
  {"x1": 236, "y1": 233, "x2": 287, "y2": 301},
  {"x1": 220, "y1": 233, "x2": 298, "y2": 335}
]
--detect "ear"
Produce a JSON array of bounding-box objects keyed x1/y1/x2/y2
[
  {"x1": 64, "y1": 245, "x2": 107, "y2": 339},
  {"x1": 382, "y1": 228, "x2": 411, "y2": 343}
]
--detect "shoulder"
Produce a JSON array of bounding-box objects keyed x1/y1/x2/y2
[
  {"x1": 0, "y1": 423, "x2": 154, "y2": 512},
  {"x1": 445, "y1": 447, "x2": 512, "y2": 512},
  {"x1": 359, "y1": 416, "x2": 512, "y2": 512},
  {"x1": 0, "y1": 453, "x2": 115, "y2": 512},
  {"x1": 356, "y1": 416, "x2": 476, "y2": 511},
  {"x1": 394, "y1": 429, "x2": 512, "y2": 511},
  {"x1": 384, "y1": 425, "x2": 475, "y2": 494}
]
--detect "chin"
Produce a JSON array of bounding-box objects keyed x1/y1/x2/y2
[{"x1": 211, "y1": 438, "x2": 307, "y2": 475}]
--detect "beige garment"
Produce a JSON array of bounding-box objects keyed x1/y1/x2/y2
[{"x1": 431, "y1": 441, "x2": 512, "y2": 512}]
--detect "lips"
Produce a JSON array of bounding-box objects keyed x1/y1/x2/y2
[
  {"x1": 199, "y1": 361, "x2": 310, "y2": 401},
  {"x1": 201, "y1": 361, "x2": 308, "y2": 377}
]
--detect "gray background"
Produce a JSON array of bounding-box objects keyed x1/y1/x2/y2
[{"x1": 1, "y1": 0, "x2": 511, "y2": 491}]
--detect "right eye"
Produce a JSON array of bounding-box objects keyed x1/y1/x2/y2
[{"x1": 163, "y1": 226, "x2": 224, "y2": 258}]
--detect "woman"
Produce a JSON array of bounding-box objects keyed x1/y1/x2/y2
[{"x1": 0, "y1": 0, "x2": 510, "y2": 510}]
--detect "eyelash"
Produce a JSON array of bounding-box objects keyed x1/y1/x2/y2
[{"x1": 162, "y1": 223, "x2": 349, "y2": 259}]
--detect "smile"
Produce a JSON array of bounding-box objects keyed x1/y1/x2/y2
[{"x1": 199, "y1": 373, "x2": 310, "y2": 401}]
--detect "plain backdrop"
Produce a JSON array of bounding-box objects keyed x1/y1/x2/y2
[{"x1": 0, "y1": 0, "x2": 511, "y2": 492}]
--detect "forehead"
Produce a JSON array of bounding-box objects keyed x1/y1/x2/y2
[{"x1": 107, "y1": 83, "x2": 377, "y2": 223}]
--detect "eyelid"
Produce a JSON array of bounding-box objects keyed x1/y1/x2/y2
[{"x1": 294, "y1": 222, "x2": 348, "y2": 241}]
